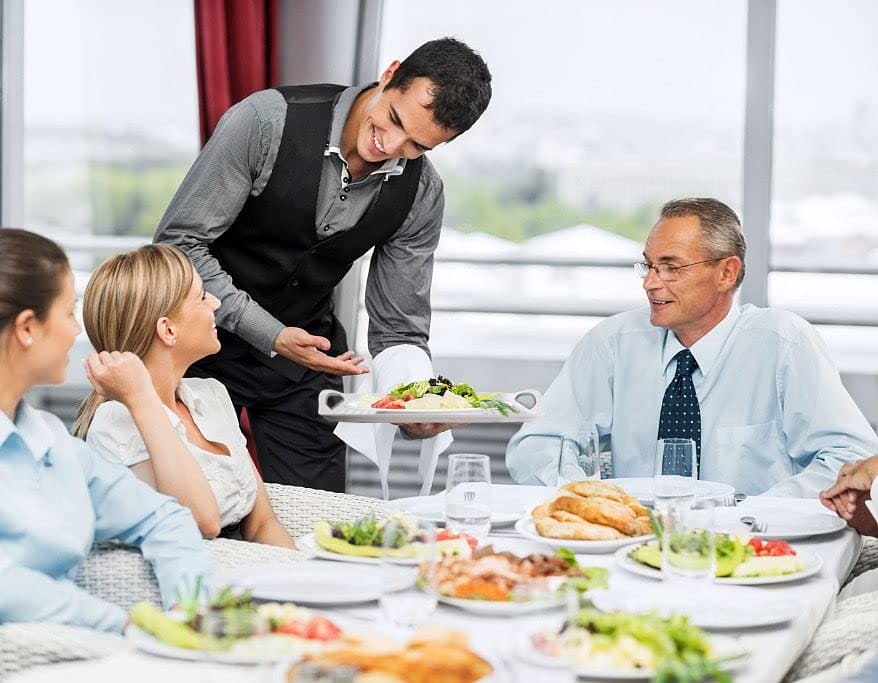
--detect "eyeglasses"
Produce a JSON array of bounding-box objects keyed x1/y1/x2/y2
[{"x1": 634, "y1": 258, "x2": 725, "y2": 282}]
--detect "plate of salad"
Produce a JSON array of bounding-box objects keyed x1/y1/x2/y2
[
  {"x1": 126, "y1": 585, "x2": 352, "y2": 664},
  {"x1": 523, "y1": 608, "x2": 748, "y2": 680},
  {"x1": 318, "y1": 376, "x2": 542, "y2": 424},
  {"x1": 298, "y1": 513, "x2": 478, "y2": 565},
  {"x1": 431, "y1": 547, "x2": 608, "y2": 615},
  {"x1": 616, "y1": 535, "x2": 822, "y2": 585}
]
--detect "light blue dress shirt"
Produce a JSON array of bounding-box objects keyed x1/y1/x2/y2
[
  {"x1": 507, "y1": 304, "x2": 878, "y2": 497},
  {"x1": 0, "y1": 402, "x2": 212, "y2": 632}
]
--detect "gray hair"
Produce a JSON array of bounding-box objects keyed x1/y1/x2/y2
[{"x1": 660, "y1": 198, "x2": 746, "y2": 288}]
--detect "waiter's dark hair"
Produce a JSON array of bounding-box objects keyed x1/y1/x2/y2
[
  {"x1": 387, "y1": 37, "x2": 492, "y2": 136},
  {"x1": 0, "y1": 228, "x2": 70, "y2": 333}
]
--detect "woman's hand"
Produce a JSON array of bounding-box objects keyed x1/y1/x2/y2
[{"x1": 84, "y1": 351, "x2": 156, "y2": 406}]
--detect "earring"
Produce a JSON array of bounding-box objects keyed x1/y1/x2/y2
[
  {"x1": 171, "y1": 339, "x2": 177, "y2": 346},
  {"x1": 25, "y1": 338, "x2": 33, "y2": 347}
]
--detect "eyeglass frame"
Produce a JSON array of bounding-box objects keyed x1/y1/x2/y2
[{"x1": 633, "y1": 257, "x2": 726, "y2": 282}]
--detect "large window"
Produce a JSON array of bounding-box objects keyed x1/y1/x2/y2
[
  {"x1": 21, "y1": 0, "x2": 199, "y2": 268},
  {"x1": 375, "y1": 0, "x2": 747, "y2": 361},
  {"x1": 770, "y1": 0, "x2": 878, "y2": 325}
]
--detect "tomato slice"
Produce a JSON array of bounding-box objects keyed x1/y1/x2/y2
[
  {"x1": 275, "y1": 616, "x2": 341, "y2": 641},
  {"x1": 371, "y1": 396, "x2": 406, "y2": 409}
]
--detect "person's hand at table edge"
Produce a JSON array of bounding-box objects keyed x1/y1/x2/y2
[
  {"x1": 820, "y1": 456, "x2": 878, "y2": 530},
  {"x1": 273, "y1": 326, "x2": 369, "y2": 376},
  {"x1": 398, "y1": 422, "x2": 460, "y2": 439}
]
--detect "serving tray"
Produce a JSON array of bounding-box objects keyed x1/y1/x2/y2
[{"x1": 317, "y1": 389, "x2": 542, "y2": 424}]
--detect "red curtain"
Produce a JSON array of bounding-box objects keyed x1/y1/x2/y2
[
  {"x1": 194, "y1": 0, "x2": 280, "y2": 144},
  {"x1": 194, "y1": 0, "x2": 280, "y2": 469}
]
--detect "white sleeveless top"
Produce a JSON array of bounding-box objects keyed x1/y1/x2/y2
[{"x1": 86, "y1": 377, "x2": 258, "y2": 529}]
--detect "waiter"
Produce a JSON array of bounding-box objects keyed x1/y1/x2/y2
[{"x1": 154, "y1": 38, "x2": 492, "y2": 491}]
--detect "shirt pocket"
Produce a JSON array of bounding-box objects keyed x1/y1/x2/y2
[{"x1": 713, "y1": 421, "x2": 787, "y2": 493}]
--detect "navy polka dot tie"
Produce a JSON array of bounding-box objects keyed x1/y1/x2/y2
[{"x1": 657, "y1": 349, "x2": 702, "y2": 472}]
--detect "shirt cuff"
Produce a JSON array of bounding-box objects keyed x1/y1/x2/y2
[{"x1": 235, "y1": 304, "x2": 285, "y2": 356}]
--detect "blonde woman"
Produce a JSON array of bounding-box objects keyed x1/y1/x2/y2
[{"x1": 73, "y1": 245, "x2": 295, "y2": 548}]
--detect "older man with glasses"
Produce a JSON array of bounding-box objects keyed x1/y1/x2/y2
[{"x1": 507, "y1": 197, "x2": 878, "y2": 496}]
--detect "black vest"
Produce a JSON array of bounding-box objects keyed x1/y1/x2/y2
[{"x1": 209, "y1": 84, "x2": 423, "y2": 381}]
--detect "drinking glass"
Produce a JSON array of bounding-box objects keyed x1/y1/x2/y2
[
  {"x1": 445, "y1": 453, "x2": 492, "y2": 541},
  {"x1": 557, "y1": 429, "x2": 602, "y2": 484},
  {"x1": 378, "y1": 520, "x2": 437, "y2": 631},
  {"x1": 653, "y1": 438, "x2": 697, "y2": 512},
  {"x1": 661, "y1": 500, "x2": 716, "y2": 584}
]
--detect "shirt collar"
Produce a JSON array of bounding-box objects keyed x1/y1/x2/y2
[
  {"x1": 0, "y1": 401, "x2": 57, "y2": 462},
  {"x1": 176, "y1": 380, "x2": 204, "y2": 417},
  {"x1": 325, "y1": 84, "x2": 406, "y2": 179},
  {"x1": 662, "y1": 304, "x2": 741, "y2": 377}
]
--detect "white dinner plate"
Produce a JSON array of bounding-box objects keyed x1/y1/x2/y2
[
  {"x1": 602, "y1": 477, "x2": 735, "y2": 505},
  {"x1": 297, "y1": 533, "x2": 422, "y2": 566},
  {"x1": 514, "y1": 516, "x2": 653, "y2": 554},
  {"x1": 436, "y1": 593, "x2": 565, "y2": 615},
  {"x1": 708, "y1": 506, "x2": 847, "y2": 540},
  {"x1": 590, "y1": 586, "x2": 800, "y2": 629},
  {"x1": 222, "y1": 560, "x2": 417, "y2": 604},
  {"x1": 126, "y1": 623, "x2": 306, "y2": 665},
  {"x1": 520, "y1": 631, "x2": 748, "y2": 679},
  {"x1": 387, "y1": 484, "x2": 553, "y2": 528},
  {"x1": 613, "y1": 543, "x2": 824, "y2": 585}
]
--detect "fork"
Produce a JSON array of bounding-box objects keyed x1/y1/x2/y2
[{"x1": 740, "y1": 515, "x2": 767, "y2": 533}]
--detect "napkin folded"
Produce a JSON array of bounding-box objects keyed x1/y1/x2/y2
[{"x1": 334, "y1": 344, "x2": 453, "y2": 499}]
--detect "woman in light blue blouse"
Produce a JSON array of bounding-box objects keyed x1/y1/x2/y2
[{"x1": 0, "y1": 228, "x2": 212, "y2": 633}]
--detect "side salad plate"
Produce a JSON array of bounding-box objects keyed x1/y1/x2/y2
[
  {"x1": 615, "y1": 538, "x2": 823, "y2": 585},
  {"x1": 318, "y1": 376, "x2": 542, "y2": 424},
  {"x1": 299, "y1": 513, "x2": 478, "y2": 566},
  {"x1": 127, "y1": 594, "x2": 350, "y2": 664}
]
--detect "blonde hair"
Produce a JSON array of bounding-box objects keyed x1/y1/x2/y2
[{"x1": 72, "y1": 244, "x2": 194, "y2": 438}]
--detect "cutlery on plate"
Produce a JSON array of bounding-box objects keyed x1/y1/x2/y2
[{"x1": 740, "y1": 515, "x2": 767, "y2": 533}]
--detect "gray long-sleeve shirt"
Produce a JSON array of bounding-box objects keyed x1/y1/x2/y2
[{"x1": 154, "y1": 84, "x2": 444, "y2": 358}]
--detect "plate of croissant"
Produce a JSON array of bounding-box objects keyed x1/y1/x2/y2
[{"x1": 514, "y1": 480, "x2": 654, "y2": 553}]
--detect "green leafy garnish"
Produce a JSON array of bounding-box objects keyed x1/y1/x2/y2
[
  {"x1": 574, "y1": 608, "x2": 729, "y2": 682},
  {"x1": 556, "y1": 547, "x2": 578, "y2": 568},
  {"x1": 387, "y1": 377, "x2": 518, "y2": 415},
  {"x1": 333, "y1": 515, "x2": 410, "y2": 548}
]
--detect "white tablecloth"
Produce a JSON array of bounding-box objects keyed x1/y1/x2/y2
[{"x1": 7, "y1": 497, "x2": 862, "y2": 683}]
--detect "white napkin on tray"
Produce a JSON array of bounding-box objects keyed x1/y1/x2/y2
[{"x1": 334, "y1": 344, "x2": 453, "y2": 499}]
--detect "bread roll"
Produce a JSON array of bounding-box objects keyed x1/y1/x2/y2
[{"x1": 534, "y1": 515, "x2": 625, "y2": 540}]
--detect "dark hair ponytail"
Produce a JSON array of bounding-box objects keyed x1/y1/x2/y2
[{"x1": 0, "y1": 228, "x2": 70, "y2": 332}]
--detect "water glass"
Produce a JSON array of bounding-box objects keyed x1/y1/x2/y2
[
  {"x1": 661, "y1": 500, "x2": 716, "y2": 584},
  {"x1": 378, "y1": 520, "x2": 437, "y2": 631},
  {"x1": 653, "y1": 438, "x2": 697, "y2": 512},
  {"x1": 557, "y1": 429, "x2": 602, "y2": 484},
  {"x1": 445, "y1": 453, "x2": 492, "y2": 541}
]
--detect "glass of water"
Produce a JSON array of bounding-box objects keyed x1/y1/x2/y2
[
  {"x1": 558, "y1": 429, "x2": 602, "y2": 484},
  {"x1": 653, "y1": 438, "x2": 697, "y2": 512},
  {"x1": 445, "y1": 453, "x2": 492, "y2": 541},
  {"x1": 661, "y1": 500, "x2": 716, "y2": 584},
  {"x1": 379, "y1": 519, "x2": 437, "y2": 631}
]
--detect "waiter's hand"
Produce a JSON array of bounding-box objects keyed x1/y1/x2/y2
[
  {"x1": 399, "y1": 423, "x2": 458, "y2": 439},
  {"x1": 274, "y1": 326, "x2": 369, "y2": 376}
]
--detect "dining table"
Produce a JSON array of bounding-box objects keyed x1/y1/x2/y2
[{"x1": 5, "y1": 494, "x2": 862, "y2": 683}]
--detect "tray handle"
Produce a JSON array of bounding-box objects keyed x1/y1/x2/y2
[
  {"x1": 511, "y1": 389, "x2": 542, "y2": 415},
  {"x1": 317, "y1": 389, "x2": 348, "y2": 416}
]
